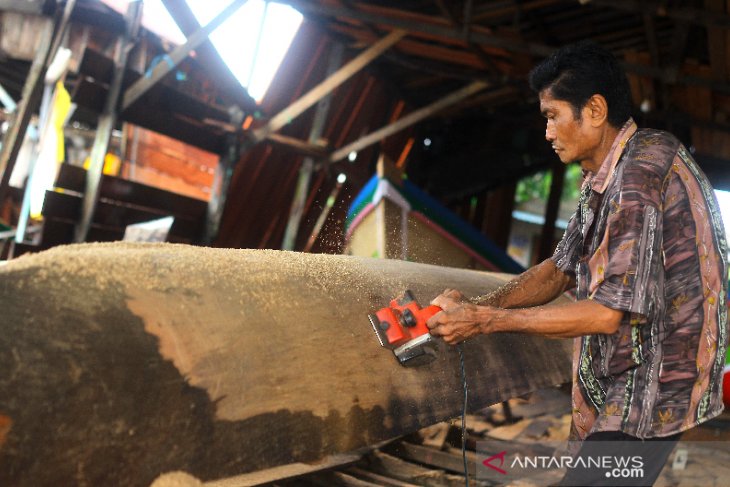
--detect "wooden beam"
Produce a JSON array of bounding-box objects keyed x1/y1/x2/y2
[
  {"x1": 590, "y1": 0, "x2": 730, "y2": 29},
  {"x1": 280, "y1": 0, "x2": 552, "y2": 55},
  {"x1": 365, "y1": 450, "x2": 452, "y2": 484},
  {"x1": 161, "y1": 0, "x2": 255, "y2": 111},
  {"x1": 642, "y1": 12, "x2": 660, "y2": 68},
  {"x1": 203, "y1": 109, "x2": 244, "y2": 244},
  {"x1": 472, "y1": 0, "x2": 559, "y2": 22},
  {"x1": 310, "y1": 471, "x2": 384, "y2": 487},
  {"x1": 74, "y1": 1, "x2": 143, "y2": 242},
  {"x1": 281, "y1": 43, "x2": 343, "y2": 251},
  {"x1": 71, "y1": 67, "x2": 230, "y2": 154},
  {"x1": 462, "y1": 0, "x2": 474, "y2": 38},
  {"x1": 329, "y1": 81, "x2": 488, "y2": 163},
  {"x1": 481, "y1": 183, "x2": 516, "y2": 250},
  {"x1": 0, "y1": 0, "x2": 75, "y2": 205},
  {"x1": 122, "y1": 0, "x2": 248, "y2": 111},
  {"x1": 342, "y1": 467, "x2": 422, "y2": 487},
  {"x1": 647, "y1": 110, "x2": 730, "y2": 134},
  {"x1": 432, "y1": 0, "x2": 499, "y2": 73},
  {"x1": 0, "y1": 22, "x2": 52, "y2": 206},
  {"x1": 393, "y1": 442, "x2": 477, "y2": 477},
  {"x1": 302, "y1": 175, "x2": 346, "y2": 253},
  {"x1": 330, "y1": 0, "x2": 420, "y2": 100},
  {"x1": 665, "y1": 20, "x2": 691, "y2": 86},
  {"x1": 266, "y1": 133, "x2": 329, "y2": 158},
  {"x1": 0, "y1": 243, "x2": 572, "y2": 485},
  {"x1": 0, "y1": 0, "x2": 49, "y2": 15},
  {"x1": 672, "y1": 26, "x2": 692, "y2": 60},
  {"x1": 251, "y1": 29, "x2": 406, "y2": 142},
  {"x1": 333, "y1": 76, "x2": 376, "y2": 148},
  {"x1": 151, "y1": 452, "x2": 364, "y2": 486},
  {"x1": 326, "y1": 23, "x2": 508, "y2": 72},
  {"x1": 705, "y1": 0, "x2": 727, "y2": 82},
  {"x1": 281, "y1": 0, "x2": 730, "y2": 94}
]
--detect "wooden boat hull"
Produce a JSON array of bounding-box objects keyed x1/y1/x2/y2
[{"x1": 0, "y1": 243, "x2": 572, "y2": 485}]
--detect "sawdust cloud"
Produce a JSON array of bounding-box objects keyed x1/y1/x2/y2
[{"x1": 0, "y1": 241, "x2": 409, "y2": 306}]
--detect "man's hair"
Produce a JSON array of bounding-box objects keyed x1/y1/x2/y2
[{"x1": 528, "y1": 40, "x2": 633, "y2": 128}]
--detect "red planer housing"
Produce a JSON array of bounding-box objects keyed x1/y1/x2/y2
[{"x1": 368, "y1": 290, "x2": 442, "y2": 367}]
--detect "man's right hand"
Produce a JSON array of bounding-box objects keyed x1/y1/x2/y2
[
  {"x1": 427, "y1": 288, "x2": 489, "y2": 345},
  {"x1": 430, "y1": 288, "x2": 466, "y2": 308}
]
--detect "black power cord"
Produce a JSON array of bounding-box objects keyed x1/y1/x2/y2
[{"x1": 457, "y1": 343, "x2": 469, "y2": 487}]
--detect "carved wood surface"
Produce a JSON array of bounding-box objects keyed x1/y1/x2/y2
[{"x1": 0, "y1": 243, "x2": 571, "y2": 485}]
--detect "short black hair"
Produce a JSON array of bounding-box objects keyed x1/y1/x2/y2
[{"x1": 528, "y1": 40, "x2": 633, "y2": 128}]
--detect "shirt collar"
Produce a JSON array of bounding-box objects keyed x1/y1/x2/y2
[{"x1": 588, "y1": 118, "x2": 637, "y2": 194}]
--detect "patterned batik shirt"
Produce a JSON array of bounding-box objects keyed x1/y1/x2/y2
[{"x1": 552, "y1": 118, "x2": 729, "y2": 440}]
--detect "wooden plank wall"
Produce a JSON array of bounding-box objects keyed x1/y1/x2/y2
[
  {"x1": 119, "y1": 126, "x2": 218, "y2": 201},
  {"x1": 38, "y1": 163, "x2": 207, "y2": 248},
  {"x1": 0, "y1": 12, "x2": 52, "y2": 61}
]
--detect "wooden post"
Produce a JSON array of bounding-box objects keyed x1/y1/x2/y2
[
  {"x1": 376, "y1": 152, "x2": 405, "y2": 183},
  {"x1": 301, "y1": 174, "x2": 346, "y2": 253},
  {"x1": 536, "y1": 161, "x2": 566, "y2": 262},
  {"x1": 0, "y1": 24, "x2": 53, "y2": 205},
  {"x1": 74, "y1": 0, "x2": 143, "y2": 242},
  {"x1": 371, "y1": 154, "x2": 408, "y2": 260},
  {"x1": 481, "y1": 183, "x2": 516, "y2": 250},
  {"x1": 706, "y1": 0, "x2": 728, "y2": 82},
  {"x1": 0, "y1": 0, "x2": 76, "y2": 207},
  {"x1": 204, "y1": 108, "x2": 244, "y2": 245},
  {"x1": 281, "y1": 43, "x2": 343, "y2": 251}
]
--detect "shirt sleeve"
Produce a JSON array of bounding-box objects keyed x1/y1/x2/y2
[
  {"x1": 588, "y1": 185, "x2": 660, "y2": 323},
  {"x1": 550, "y1": 210, "x2": 581, "y2": 280}
]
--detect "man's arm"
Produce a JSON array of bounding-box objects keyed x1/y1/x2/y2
[
  {"x1": 472, "y1": 258, "x2": 574, "y2": 309},
  {"x1": 426, "y1": 258, "x2": 623, "y2": 344},
  {"x1": 426, "y1": 298, "x2": 623, "y2": 344}
]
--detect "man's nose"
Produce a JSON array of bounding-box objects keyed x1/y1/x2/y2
[{"x1": 545, "y1": 124, "x2": 555, "y2": 142}]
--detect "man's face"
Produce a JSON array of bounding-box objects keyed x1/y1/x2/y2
[{"x1": 539, "y1": 89, "x2": 597, "y2": 166}]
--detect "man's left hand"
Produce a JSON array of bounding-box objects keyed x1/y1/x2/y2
[{"x1": 427, "y1": 289, "x2": 484, "y2": 345}]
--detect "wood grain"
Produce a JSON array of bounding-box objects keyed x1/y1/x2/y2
[{"x1": 0, "y1": 243, "x2": 571, "y2": 485}]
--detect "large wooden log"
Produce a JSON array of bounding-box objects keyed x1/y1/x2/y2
[{"x1": 0, "y1": 243, "x2": 572, "y2": 486}]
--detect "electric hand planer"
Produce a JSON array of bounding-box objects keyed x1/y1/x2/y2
[{"x1": 368, "y1": 290, "x2": 442, "y2": 367}]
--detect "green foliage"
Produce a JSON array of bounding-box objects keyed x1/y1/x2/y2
[
  {"x1": 562, "y1": 164, "x2": 583, "y2": 201},
  {"x1": 515, "y1": 170, "x2": 551, "y2": 204},
  {"x1": 515, "y1": 163, "x2": 583, "y2": 204}
]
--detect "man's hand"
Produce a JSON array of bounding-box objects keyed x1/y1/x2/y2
[
  {"x1": 427, "y1": 289, "x2": 490, "y2": 345},
  {"x1": 425, "y1": 275, "x2": 626, "y2": 343},
  {"x1": 430, "y1": 288, "x2": 466, "y2": 308}
]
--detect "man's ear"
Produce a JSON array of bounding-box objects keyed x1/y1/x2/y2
[{"x1": 584, "y1": 94, "x2": 609, "y2": 127}]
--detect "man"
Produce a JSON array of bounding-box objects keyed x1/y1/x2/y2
[{"x1": 427, "y1": 41, "x2": 728, "y2": 486}]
